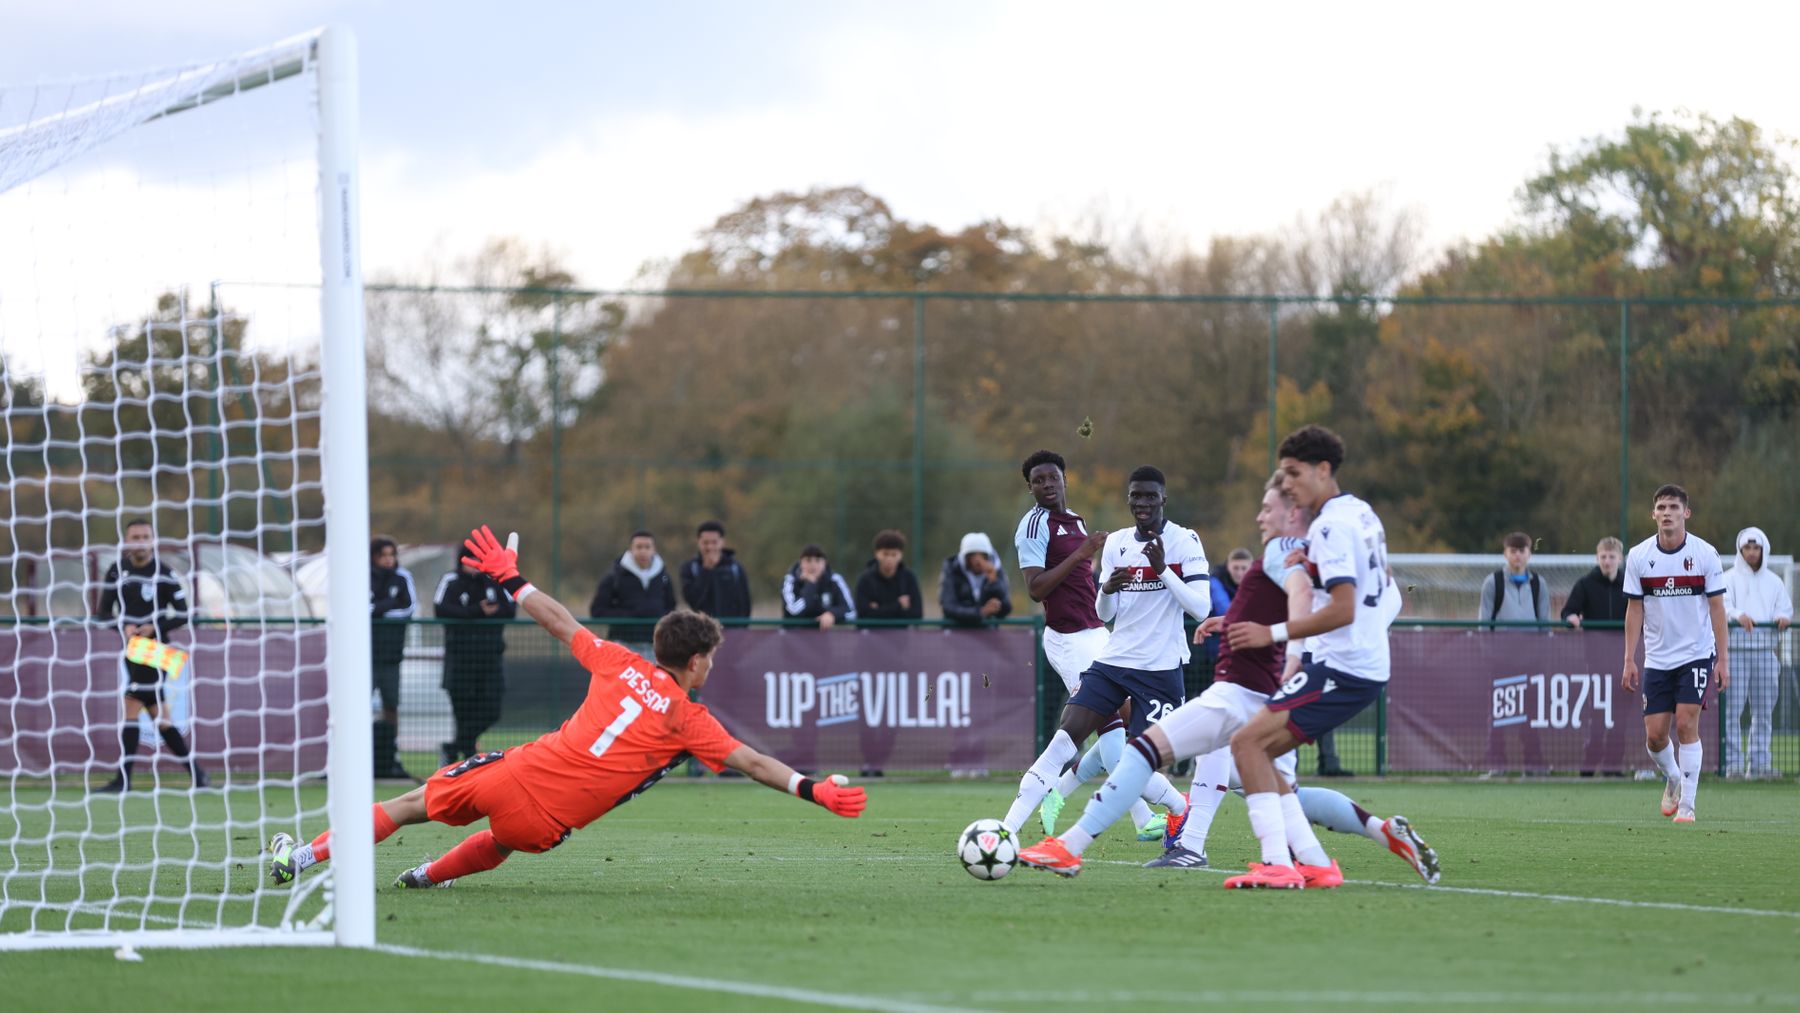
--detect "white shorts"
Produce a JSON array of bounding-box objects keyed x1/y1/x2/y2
[
  {"x1": 1043, "y1": 626, "x2": 1109, "y2": 693},
  {"x1": 1157, "y1": 680, "x2": 1271, "y2": 763}
]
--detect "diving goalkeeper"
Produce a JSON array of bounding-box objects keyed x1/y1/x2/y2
[{"x1": 270, "y1": 525, "x2": 866, "y2": 889}]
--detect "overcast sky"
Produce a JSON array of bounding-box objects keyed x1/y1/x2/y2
[{"x1": 5, "y1": 0, "x2": 1800, "y2": 292}]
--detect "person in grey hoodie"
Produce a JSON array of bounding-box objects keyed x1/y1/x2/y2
[
  {"x1": 588, "y1": 530, "x2": 677, "y2": 647},
  {"x1": 1480, "y1": 531, "x2": 1546, "y2": 774},
  {"x1": 1722, "y1": 526, "x2": 1792, "y2": 778},
  {"x1": 1478, "y1": 531, "x2": 1550, "y2": 628},
  {"x1": 940, "y1": 531, "x2": 1012, "y2": 626}
]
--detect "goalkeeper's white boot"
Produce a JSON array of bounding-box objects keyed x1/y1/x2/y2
[
  {"x1": 394, "y1": 862, "x2": 454, "y2": 889},
  {"x1": 268, "y1": 833, "x2": 298, "y2": 885}
]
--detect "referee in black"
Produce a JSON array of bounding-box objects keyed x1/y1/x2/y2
[{"x1": 94, "y1": 519, "x2": 208, "y2": 792}]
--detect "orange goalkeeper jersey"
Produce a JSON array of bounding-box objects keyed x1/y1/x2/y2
[{"x1": 505, "y1": 634, "x2": 743, "y2": 829}]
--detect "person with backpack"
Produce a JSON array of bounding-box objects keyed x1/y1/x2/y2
[
  {"x1": 1478, "y1": 531, "x2": 1550, "y2": 628},
  {"x1": 1478, "y1": 531, "x2": 1548, "y2": 775}
]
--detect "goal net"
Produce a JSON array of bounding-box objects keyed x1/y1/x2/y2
[{"x1": 0, "y1": 28, "x2": 374, "y2": 949}]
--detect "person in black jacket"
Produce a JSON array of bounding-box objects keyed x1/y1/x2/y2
[
  {"x1": 370, "y1": 535, "x2": 419, "y2": 781},
  {"x1": 1562, "y1": 536, "x2": 1628, "y2": 628},
  {"x1": 781, "y1": 545, "x2": 856, "y2": 628},
  {"x1": 855, "y1": 530, "x2": 923, "y2": 627},
  {"x1": 94, "y1": 519, "x2": 206, "y2": 792},
  {"x1": 433, "y1": 560, "x2": 517, "y2": 766},
  {"x1": 681, "y1": 520, "x2": 752, "y2": 619},
  {"x1": 940, "y1": 531, "x2": 1012, "y2": 627},
  {"x1": 589, "y1": 530, "x2": 677, "y2": 648}
]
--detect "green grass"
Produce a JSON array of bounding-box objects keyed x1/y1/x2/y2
[{"x1": 5, "y1": 779, "x2": 1799, "y2": 1011}]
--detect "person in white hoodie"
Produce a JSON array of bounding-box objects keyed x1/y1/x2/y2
[
  {"x1": 939, "y1": 532, "x2": 1013, "y2": 626},
  {"x1": 1723, "y1": 526, "x2": 1793, "y2": 778}
]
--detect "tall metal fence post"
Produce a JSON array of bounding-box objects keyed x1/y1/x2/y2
[
  {"x1": 1266, "y1": 299, "x2": 1279, "y2": 472},
  {"x1": 550, "y1": 291, "x2": 563, "y2": 596},
  {"x1": 912, "y1": 296, "x2": 926, "y2": 555},
  {"x1": 1618, "y1": 299, "x2": 1630, "y2": 544},
  {"x1": 1033, "y1": 615, "x2": 1049, "y2": 753}
]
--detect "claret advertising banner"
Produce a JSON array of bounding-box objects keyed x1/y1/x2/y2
[
  {"x1": 1386, "y1": 629, "x2": 1717, "y2": 773},
  {"x1": 702, "y1": 626, "x2": 1040, "y2": 771}
]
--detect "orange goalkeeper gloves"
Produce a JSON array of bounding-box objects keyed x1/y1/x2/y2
[
  {"x1": 796, "y1": 774, "x2": 866, "y2": 818},
  {"x1": 462, "y1": 525, "x2": 524, "y2": 589}
]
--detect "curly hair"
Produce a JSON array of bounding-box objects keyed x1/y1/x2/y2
[
  {"x1": 1276, "y1": 424, "x2": 1345, "y2": 474},
  {"x1": 1128, "y1": 465, "x2": 1165, "y2": 486},
  {"x1": 654, "y1": 609, "x2": 724, "y2": 671},
  {"x1": 1020, "y1": 449, "x2": 1066, "y2": 483}
]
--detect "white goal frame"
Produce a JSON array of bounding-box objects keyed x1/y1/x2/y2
[{"x1": 0, "y1": 25, "x2": 373, "y2": 952}]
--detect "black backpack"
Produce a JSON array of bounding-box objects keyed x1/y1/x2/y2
[{"x1": 1490, "y1": 569, "x2": 1542, "y2": 621}]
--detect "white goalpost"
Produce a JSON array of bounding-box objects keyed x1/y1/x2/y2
[{"x1": 0, "y1": 27, "x2": 372, "y2": 950}]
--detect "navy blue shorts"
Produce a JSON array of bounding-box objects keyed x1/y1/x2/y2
[
  {"x1": 1642, "y1": 657, "x2": 1714, "y2": 715},
  {"x1": 1267, "y1": 659, "x2": 1384, "y2": 744},
  {"x1": 1068, "y1": 661, "x2": 1185, "y2": 736}
]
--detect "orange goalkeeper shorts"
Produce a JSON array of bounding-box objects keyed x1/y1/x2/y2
[{"x1": 424, "y1": 751, "x2": 572, "y2": 854}]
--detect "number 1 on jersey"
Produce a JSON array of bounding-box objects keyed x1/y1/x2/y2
[{"x1": 589, "y1": 696, "x2": 644, "y2": 758}]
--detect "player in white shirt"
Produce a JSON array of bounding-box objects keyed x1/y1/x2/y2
[
  {"x1": 1621, "y1": 484, "x2": 1730, "y2": 822},
  {"x1": 1218, "y1": 425, "x2": 1399, "y2": 889},
  {"x1": 1012, "y1": 450, "x2": 1178, "y2": 841},
  {"x1": 999, "y1": 466, "x2": 1203, "y2": 840}
]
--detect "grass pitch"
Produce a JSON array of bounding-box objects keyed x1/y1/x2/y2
[{"x1": 6, "y1": 779, "x2": 1798, "y2": 1011}]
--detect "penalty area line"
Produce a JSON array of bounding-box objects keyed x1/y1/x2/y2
[{"x1": 371, "y1": 943, "x2": 993, "y2": 1013}]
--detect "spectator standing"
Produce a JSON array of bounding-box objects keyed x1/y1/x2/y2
[
  {"x1": 782, "y1": 544, "x2": 856, "y2": 628},
  {"x1": 1210, "y1": 547, "x2": 1254, "y2": 601},
  {"x1": 940, "y1": 532, "x2": 1012, "y2": 626},
  {"x1": 1479, "y1": 531, "x2": 1551, "y2": 627},
  {"x1": 370, "y1": 535, "x2": 419, "y2": 781},
  {"x1": 681, "y1": 520, "x2": 752, "y2": 619},
  {"x1": 1563, "y1": 537, "x2": 1628, "y2": 628},
  {"x1": 93, "y1": 519, "x2": 206, "y2": 792},
  {"x1": 1564, "y1": 537, "x2": 1630, "y2": 775},
  {"x1": 1478, "y1": 531, "x2": 1546, "y2": 775},
  {"x1": 434, "y1": 560, "x2": 518, "y2": 767},
  {"x1": 588, "y1": 530, "x2": 677, "y2": 651},
  {"x1": 855, "y1": 530, "x2": 923, "y2": 626},
  {"x1": 1723, "y1": 526, "x2": 1792, "y2": 778}
]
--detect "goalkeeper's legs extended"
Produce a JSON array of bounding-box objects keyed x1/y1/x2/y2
[{"x1": 275, "y1": 789, "x2": 425, "y2": 881}]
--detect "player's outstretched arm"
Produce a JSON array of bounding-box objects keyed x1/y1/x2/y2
[
  {"x1": 460, "y1": 525, "x2": 584, "y2": 647},
  {"x1": 722, "y1": 745, "x2": 866, "y2": 818}
]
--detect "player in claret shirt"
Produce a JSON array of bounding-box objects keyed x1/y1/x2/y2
[
  {"x1": 270, "y1": 526, "x2": 865, "y2": 890},
  {"x1": 1622, "y1": 484, "x2": 1729, "y2": 824}
]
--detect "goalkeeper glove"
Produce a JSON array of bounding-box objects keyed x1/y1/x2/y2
[
  {"x1": 462, "y1": 525, "x2": 526, "y2": 592},
  {"x1": 792, "y1": 773, "x2": 866, "y2": 818}
]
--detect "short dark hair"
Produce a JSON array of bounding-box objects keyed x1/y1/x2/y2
[
  {"x1": 653, "y1": 609, "x2": 723, "y2": 671},
  {"x1": 1503, "y1": 532, "x2": 1531, "y2": 551},
  {"x1": 697, "y1": 520, "x2": 725, "y2": 538},
  {"x1": 1652, "y1": 484, "x2": 1689, "y2": 507},
  {"x1": 1277, "y1": 424, "x2": 1346, "y2": 474},
  {"x1": 1021, "y1": 450, "x2": 1066, "y2": 483},
  {"x1": 123, "y1": 518, "x2": 153, "y2": 534},
  {"x1": 1128, "y1": 465, "x2": 1165, "y2": 486},
  {"x1": 370, "y1": 535, "x2": 397, "y2": 562},
  {"x1": 1228, "y1": 547, "x2": 1253, "y2": 562},
  {"x1": 873, "y1": 529, "x2": 907, "y2": 552},
  {"x1": 800, "y1": 544, "x2": 827, "y2": 560},
  {"x1": 629, "y1": 529, "x2": 655, "y2": 543}
]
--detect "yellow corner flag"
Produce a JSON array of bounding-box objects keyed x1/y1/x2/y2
[{"x1": 125, "y1": 636, "x2": 189, "y2": 681}]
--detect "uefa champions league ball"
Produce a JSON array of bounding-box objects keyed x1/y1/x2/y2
[{"x1": 957, "y1": 818, "x2": 1017, "y2": 880}]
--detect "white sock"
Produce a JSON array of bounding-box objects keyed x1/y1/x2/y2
[
  {"x1": 1648, "y1": 742, "x2": 1680, "y2": 781},
  {"x1": 292, "y1": 843, "x2": 317, "y2": 872},
  {"x1": 1058, "y1": 743, "x2": 1107, "y2": 796},
  {"x1": 1143, "y1": 771, "x2": 1186, "y2": 814},
  {"x1": 1063, "y1": 825, "x2": 1094, "y2": 854},
  {"x1": 1129, "y1": 798, "x2": 1154, "y2": 827},
  {"x1": 1178, "y1": 749, "x2": 1232, "y2": 852},
  {"x1": 1280, "y1": 791, "x2": 1331, "y2": 867},
  {"x1": 1245, "y1": 792, "x2": 1292, "y2": 867},
  {"x1": 1003, "y1": 730, "x2": 1078, "y2": 832},
  {"x1": 1677, "y1": 740, "x2": 1702, "y2": 811}
]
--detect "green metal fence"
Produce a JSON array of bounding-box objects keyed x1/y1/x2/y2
[{"x1": 184, "y1": 285, "x2": 1800, "y2": 614}]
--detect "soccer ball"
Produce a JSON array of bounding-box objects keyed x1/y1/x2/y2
[{"x1": 956, "y1": 818, "x2": 1017, "y2": 880}]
